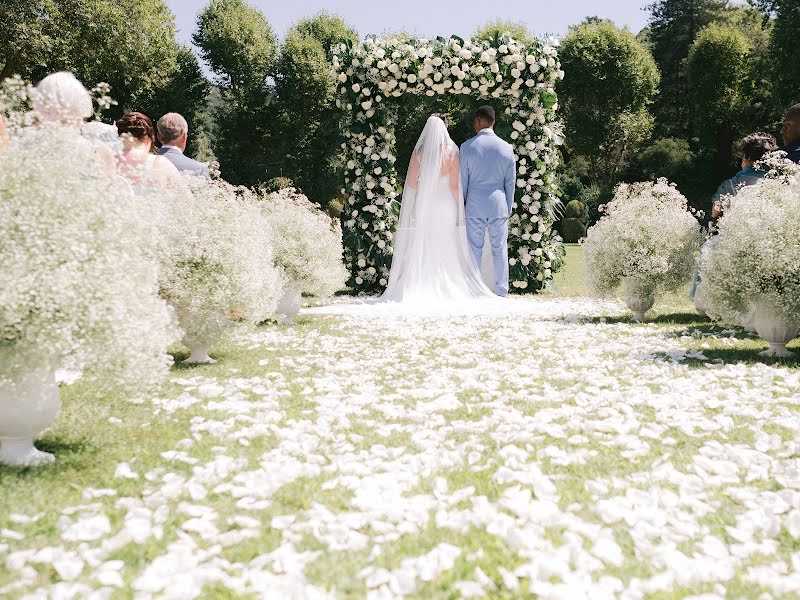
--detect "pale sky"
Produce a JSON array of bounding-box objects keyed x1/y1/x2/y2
[{"x1": 167, "y1": 0, "x2": 652, "y2": 48}]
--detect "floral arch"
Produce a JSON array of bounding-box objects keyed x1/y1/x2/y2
[{"x1": 332, "y1": 33, "x2": 565, "y2": 293}]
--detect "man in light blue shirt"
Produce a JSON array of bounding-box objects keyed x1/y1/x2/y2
[{"x1": 460, "y1": 106, "x2": 516, "y2": 296}]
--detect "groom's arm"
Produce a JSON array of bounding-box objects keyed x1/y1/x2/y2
[{"x1": 504, "y1": 154, "x2": 516, "y2": 215}]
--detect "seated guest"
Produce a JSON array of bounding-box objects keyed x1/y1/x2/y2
[
  {"x1": 691, "y1": 132, "x2": 777, "y2": 302},
  {"x1": 779, "y1": 103, "x2": 800, "y2": 164},
  {"x1": 710, "y1": 132, "x2": 777, "y2": 224},
  {"x1": 0, "y1": 116, "x2": 8, "y2": 150},
  {"x1": 156, "y1": 112, "x2": 209, "y2": 177},
  {"x1": 32, "y1": 71, "x2": 115, "y2": 175},
  {"x1": 116, "y1": 112, "x2": 188, "y2": 196}
]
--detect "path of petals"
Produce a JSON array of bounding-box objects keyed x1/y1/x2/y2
[{"x1": 2, "y1": 297, "x2": 800, "y2": 599}]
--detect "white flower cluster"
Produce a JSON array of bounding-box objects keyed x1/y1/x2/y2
[
  {"x1": 703, "y1": 173, "x2": 800, "y2": 323},
  {"x1": 257, "y1": 187, "x2": 348, "y2": 298},
  {"x1": 583, "y1": 179, "x2": 702, "y2": 296},
  {"x1": 0, "y1": 124, "x2": 178, "y2": 390},
  {"x1": 332, "y1": 33, "x2": 565, "y2": 292},
  {"x1": 157, "y1": 176, "x2": 284, "y2": 348}
]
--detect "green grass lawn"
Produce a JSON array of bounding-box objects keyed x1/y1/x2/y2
[{"x1": 1, "y1": 249, "x2": 799, "y2": 599}]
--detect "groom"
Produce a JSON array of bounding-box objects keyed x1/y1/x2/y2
[{"x1": 460, "y1": 106, "x2": 517, "y2": 296}]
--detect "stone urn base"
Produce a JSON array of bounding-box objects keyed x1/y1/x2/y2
[
  {"x1": 277, "y1": 287, "x2": 302, "y2": 325},
  {"x1": 0, "y1": 367, "x2": 61, "y2": 467},
  {"x1": 751, "y1": 301, "x2": 799, "y2": 358},
  {"x1": 183, "y1": 345, "x2": 216, "y2": 364},
  {"x1": 624, "y1": 279, "x2": 655, "y2": 322}
]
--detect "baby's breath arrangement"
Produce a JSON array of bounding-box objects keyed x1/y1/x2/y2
[
  {"x1": 583, "y1": 179, "x2": 702, "y2": 298},
  {"x1": 703, "y1": 172, "x2": 800, "y2": 324},
  {"x1": 0, "y1": 122, "x2": 178, "y2": 390},
  {"x1": 258, "y1": 188, "x2": 348, "y2": 298},
  {"x1": 156, "y1": 176, "x2": 284, "y2": 349}
]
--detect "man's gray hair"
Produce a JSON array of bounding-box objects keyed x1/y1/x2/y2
[{"x1": 157, "y1": 112, "x2": 188, "y2": 143}]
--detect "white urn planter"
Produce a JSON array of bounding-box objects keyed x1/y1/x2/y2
[
  {"x1": 184, "y1": 344, "x2": 215, "y2": 364},
  {"x1": 623, "y1": 279, "x2": 655, "y2": 322},
  {"x1": 277, "y1": 286, "x2": 302, "y2": 325},
  {"x1": 0, "y1": 366, "x2": 61, "y2": 467},
  {"x1": 750, "y1": 301, "x2": 800, "y2": 358},
  {"x1": 693, "y1": 284, "x2": 708, "y2": 317}
]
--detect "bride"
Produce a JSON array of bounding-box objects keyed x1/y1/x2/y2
[{"x1": 381, "y1": 114, "x2": 497, "y2": 305}]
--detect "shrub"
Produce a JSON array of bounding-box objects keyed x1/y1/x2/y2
[
  {"x1": 628, "y1": 137, "x2": 696, "y2": 183},
  {"x1": 0, "y1": 123, "x2": 178, "y2": 390},
  {"x1": 703, "y1": 170, "x2": 800, "y2": 323},
  {"x1": 564, "y1": 199, "x2": 588, "y2": 221},
  {"x1": 258, "y1": 187, "x2": 348, "y2": 298},
  {"x1": 583, "y1": 179, "x2": 702, "y2": 297},
  {"x1": 262, "y1": 176, "x2": 296, "y2": 193},
  {"x1": 559, "y1": 218, "x2": 588, "y2": 243}
]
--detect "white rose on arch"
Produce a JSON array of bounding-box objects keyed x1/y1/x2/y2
[{"x1": 334, "y1": 33, "x2": 564, "y2": 292}]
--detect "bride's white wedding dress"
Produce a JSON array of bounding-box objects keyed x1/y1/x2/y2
[
  {"x1": 311, "y1": 116, "x2": 514, "y2": 316},
  {"x1": 380, "y1": 117, "x2": 496, "y2": 307}
]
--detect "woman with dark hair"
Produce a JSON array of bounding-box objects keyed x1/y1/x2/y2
[{"x1": 116, "y1": 112, "x2": 187, "y2": 196}]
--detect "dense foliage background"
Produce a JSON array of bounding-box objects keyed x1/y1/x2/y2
[{"x1": 2, "y1": 0, "x2": 796, "y2": 219}]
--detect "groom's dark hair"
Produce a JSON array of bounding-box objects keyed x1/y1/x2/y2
[{"x1": 476, "y1": 105, "x2": 496, "y2": 125}]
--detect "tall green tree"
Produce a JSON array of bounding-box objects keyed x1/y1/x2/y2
[
  {"x1": 687, "y1": 23, "x2": 751, "y2": 181},
  {"x1": 193, "y1": 0, "x2": 277, "y2": 184},
  {"x1": 473, "y1": 20, "x2": 534, "y2": 45},
  {"x1": 559, "y1": 20, "x2": 660, "y2": 184},
  {"x1": 647, "y1": 0, "x2": 729, "y2": 137},
  {"x1": 751, "y1": 0, "x2": 800, "y2": 112},
  {"x1": 0, "y1": 0, "x2": 208, "y2": 126},
  {"x1": 272, "y1": 12, "x2": 357, "y2": 202}
]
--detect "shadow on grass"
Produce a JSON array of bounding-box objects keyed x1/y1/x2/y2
[
  {"x1": 562, "y1": 312, "x2": 712, "y2": 327},
  {"x1": 0, "y1": 436, "x2": 95, "y2": 475},
  {"x1": 656, "y1": 346, "x2": 800, "y2": 368}
]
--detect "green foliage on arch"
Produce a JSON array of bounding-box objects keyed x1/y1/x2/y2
[{"x1": 333, "y1": 33, "x2": 566, "y2": 294}]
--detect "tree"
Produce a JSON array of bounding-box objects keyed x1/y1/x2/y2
[
  {"x1": 751, "y1": 0, "x2": 800, "y2": 111},
  {"x1": 272, "y1": 13, "x2": 357, "y2": 202},
  {"x1": 687, "y1": 24, "x2": 751, "y2": 181},
  {"x1": 473, "y1": 20, "x2": 534, "y2": 45},
  {"x1": 0, "y1": 0, "x2": 207, "y2": 125},
  {"x1": 0, "y1": 0, "x2": 52, "y2": 81},
  {"x1": 559, "y1": 20, "x2": 660, "y2": 184},
  {"x1": 647, "y1": 0, "x2": 729, "y2": 137},
  {"x1": 193, "y1": 0, "x2": 276, "y2": 95},
  {"x1": 193, "y1": 0, "x2": 278, "y2": 184}
]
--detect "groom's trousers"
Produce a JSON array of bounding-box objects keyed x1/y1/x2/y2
[{"x1": 466, "y1": 217, "x2": 509, "y2": 296}]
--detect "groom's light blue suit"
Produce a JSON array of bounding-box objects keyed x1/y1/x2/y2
[{"x1": 460, "y1": 129, "x2": 516, "y2": 296}]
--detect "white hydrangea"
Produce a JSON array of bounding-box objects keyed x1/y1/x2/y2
[
  {"x1": 0, "y1": 123, "x2": 178, "y2": 390},
  {"x1": 258, "y1": 188, "x2": 348, "y2": 298},
  {"x1": 583, "y1": 179, "x2": 702, "y2": 297}
]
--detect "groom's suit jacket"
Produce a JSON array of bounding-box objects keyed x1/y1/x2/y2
[{"x1": 460, "y1": 129, "x2": 516, "y2": 218}]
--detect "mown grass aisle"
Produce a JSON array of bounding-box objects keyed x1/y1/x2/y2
[{"x1": 2, "y1": 250, "x2": 800, "y2": 599}]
